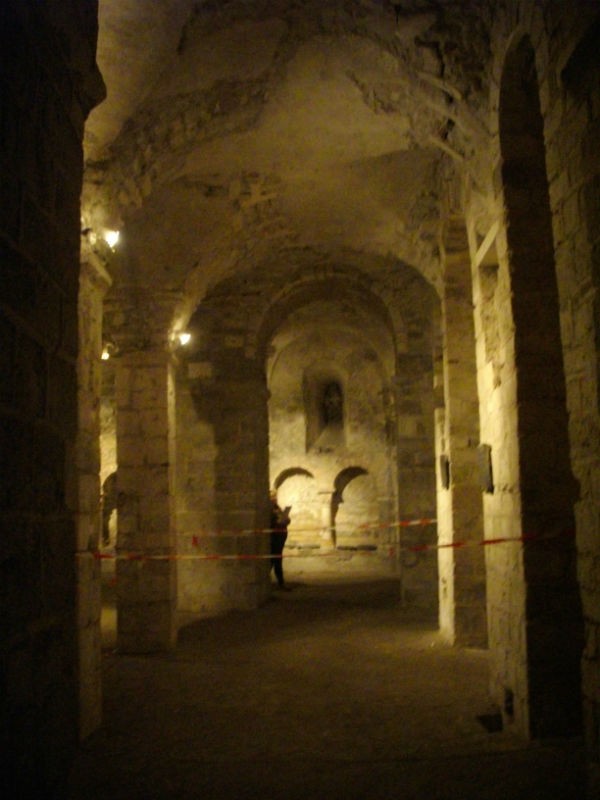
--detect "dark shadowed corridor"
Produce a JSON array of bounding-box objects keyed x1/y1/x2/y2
[{"x1": 68, "y1": 576, "x2": 584, "y2": 799}]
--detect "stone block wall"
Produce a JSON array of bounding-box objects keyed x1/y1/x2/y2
[
  {"x1": 502, "y1": 32, "x2": 581, "y2": 738},
  {"x1": 268, "y1": 327, "x2": 393, "y2": 564},
  {"x1": 542, "y1": 9, "x2": 600, "y2": 791},
  {"x1": 174, "y1": 332, "x2": 272, "y2": 616},
  {"x1": 436, "y1": 216, "x2": 487, "y2": 647},
  {"x1": 173, "y1": 267, "x2": 438, "y2": 610},
  {"x1": 76, "y1": 253, "x2": 111, "y2": 738},
  {"x1": 469, "y1": 0, "x2": 597, "y2": 760},
  {"x1": 0, "y1": 1, "x2": 102, "y2": 795},
  {"x1": 394, "y1": 349, "x2": 438, "y2": 609},
  {"x1": 471, "y1": 214, "x2": 530, "y2": 733},
  {"x1": 113, "y1": 350, "x2": 178, "y2": 651}
]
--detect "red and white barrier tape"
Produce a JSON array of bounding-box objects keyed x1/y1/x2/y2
[
  {"x1": 170, "y1": 518, "x2": 439, "y2": 540},
  {"x1": 91, "y1": 527, "x2": 574, "y2": 562}
]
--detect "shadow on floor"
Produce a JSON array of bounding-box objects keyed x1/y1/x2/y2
[{"x1": 72, "y1": 574, "x2": 585, "y2": 799}]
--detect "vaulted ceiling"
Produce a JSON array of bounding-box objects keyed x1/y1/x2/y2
[{"x1": 83, "y1": 1, "x2": 491, "y2": 330}]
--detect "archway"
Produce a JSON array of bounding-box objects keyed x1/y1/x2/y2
[
  {"x1": 498, "y1": 34, "x2": 583, "y2": 737},
  {"x1": 331, "y1": 467, "x2": 375, "y2": 549},
  {"x1": 263, "y1": 275, "x2": 436, "y2": 589}
]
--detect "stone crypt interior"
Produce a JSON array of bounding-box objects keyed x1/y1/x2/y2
[{"x1": 2, "y1": 1, "x2": 600, "y2": 797}]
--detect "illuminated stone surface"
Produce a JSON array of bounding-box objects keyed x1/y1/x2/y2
[{"x1": 2, "y1": 1, "x2": 599, "y2": 796}]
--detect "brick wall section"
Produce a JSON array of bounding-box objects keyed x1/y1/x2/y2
[{"x1": 0, "y1": 1, "x2": 102, "y2": 796}]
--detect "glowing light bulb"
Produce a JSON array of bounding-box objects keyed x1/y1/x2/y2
[
  {"x1": 178, "y1": 332, "x2": 191, "y2": 346},
  {"x1": 104, "y1": 229, "x2": 120, "y2": 249},
  {"x1": 101, "y1": 342, "x2": 116, "y2": 360}
]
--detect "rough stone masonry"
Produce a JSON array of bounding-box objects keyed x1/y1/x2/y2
[{"x1": 1, "y1": 1, "x2": 600, "y2": 797}]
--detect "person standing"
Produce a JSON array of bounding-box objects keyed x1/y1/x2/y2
[{"x1": 269, "y1": 490, "x2": 291, "y2": 590}]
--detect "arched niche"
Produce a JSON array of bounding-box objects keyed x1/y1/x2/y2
[
  {"x1": 273, "y1": 467, "x2": 319, "y2": 548},
  {"x1": 303, "y1": 366, "x2": 347, "y2": 453},
  {"x1": 331, "y1": 466, "x2": 376, "y2": 549}
]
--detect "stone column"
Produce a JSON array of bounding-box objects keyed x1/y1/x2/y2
[
  {"x1": 394, "y1": 354, "x2": 438, "y2": 610},
  {"x1": 174, "y1": 329, "x2": 272, "y2": 614},
  {"x1": 114, "y1": 349, "x2": 177, "y2": 652},
  {"x1": 76, "y1": 250, "x2": 111, "y2": 737},
  {"x1": 202, "y1": 366, "x2": 271, "y2": 609},
  {"x1": 552, "y1": 22, "x2": 600, "y2": 778},
  {"x1": 438, "y1": 218, "x2": 487, "y2": 647}
]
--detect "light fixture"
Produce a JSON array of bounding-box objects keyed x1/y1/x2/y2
[
  {"x1": 103, "y1": 229, "x2": 120, "y2": 249},
  {"x1": 169, "y1": 330, "x2": 192, "y2": 350},
  {"x1": 101, "y1": 341, "x2": 117, "y2": 361}
]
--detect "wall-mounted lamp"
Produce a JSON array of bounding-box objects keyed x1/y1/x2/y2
[
  {"x1": 103, "y1": 229, "x2": 120, "y2": 249},
  {"x1": 101, "y1": 342, "x2": 117, "y2": 361},
  {"x1": 170, "y1": 331, "x2": 192, "y2": 348}
]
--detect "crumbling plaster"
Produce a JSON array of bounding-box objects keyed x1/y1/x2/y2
[{"x1": 83, "y1": 0, "x2": 498, "y2": 341}]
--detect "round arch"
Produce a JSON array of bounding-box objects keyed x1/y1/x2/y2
[{"x1": 493, "y1": 32, "x2": 583, "y2": 739}]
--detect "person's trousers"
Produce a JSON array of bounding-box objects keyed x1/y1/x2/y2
[{"x1": 270, "y1": 533, "x2": 287, "y2": 586}]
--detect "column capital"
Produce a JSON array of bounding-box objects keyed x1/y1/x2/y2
[{"x1": 104, "y1": 287, "x2": 185, "y2": 355}]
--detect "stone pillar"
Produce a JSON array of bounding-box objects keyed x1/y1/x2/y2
[
  {"x1": 174, "y1": 328, "x2": 272, "y2": 615},
  {"x1": 76, "y1": 251, "x2": 111, "y2": 737},
  {"x1": 0, "y1": 2, "x2": 104, "y2": 794},
  {"x1": 438, "y1": 218, "x2": 487, "y2": 647},
  {"x1": 394, "y1": 354, "x2": 438, "y2": 610},
  {"x1": 549, "y1": 19, "x2": 600, "y2": 778},
  {"x1": 114, "y1": 349, "x2": 177, "y2": 652}
]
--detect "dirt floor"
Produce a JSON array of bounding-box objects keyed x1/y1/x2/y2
[{"x1": 67, "y1": 574, "x2": 586, "y2": 799}]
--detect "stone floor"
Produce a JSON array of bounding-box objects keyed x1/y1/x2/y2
[{"x1": 68, "y1": 574, "x2": 586, "y2": 799}]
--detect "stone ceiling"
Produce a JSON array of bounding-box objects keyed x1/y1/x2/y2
[{"x1": 84, "y1": 0, "x2": 491, "y2": 331}]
